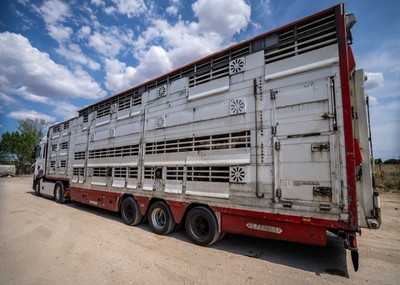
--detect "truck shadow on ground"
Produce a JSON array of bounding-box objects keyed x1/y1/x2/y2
[
  {"x1": 29, "y1": 194, "x2": 349, "y2": 278},
  {"x1": 208, "y1": 232, "x2": 349, "y2": 277}
]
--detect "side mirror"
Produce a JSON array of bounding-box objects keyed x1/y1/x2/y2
[{"x1": 32, "y1": 149, "x2": 37, "y2": 159}]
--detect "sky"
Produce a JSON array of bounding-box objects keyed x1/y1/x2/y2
[{"x1": 0, "y1": 0, "x2": 399, "y2": 160}]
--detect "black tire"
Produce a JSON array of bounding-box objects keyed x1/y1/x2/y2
[
  {"x1": 34, "y1": 181, "x2": 40, "y2": 196},
  {"x1": 185, "y1": 206, "x2": 220, "y2": 246},
  {"x1": 147, "y1": 201, "x2": 176, "y2": 235},
  {"x1": 121, "y1": 197, "x2": 143, "y2": 226},
  {"x1": 54, "y1": 183, "x2": 64, "y2": 203}
]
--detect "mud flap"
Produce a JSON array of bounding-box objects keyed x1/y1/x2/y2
[{"x1": 351, "y1": 250, "x2": 359, "y2": 272}]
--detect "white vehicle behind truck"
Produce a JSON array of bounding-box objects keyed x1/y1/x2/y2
[{"x1": 33, "y1": 4, "x2": 380, "y2": 271}]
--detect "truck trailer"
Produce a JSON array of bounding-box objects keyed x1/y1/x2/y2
[{"x1": 32, "y1": 4, "x2": 380, "y2": 271}]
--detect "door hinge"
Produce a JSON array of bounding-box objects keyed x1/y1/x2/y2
[
  {"x1": 276, "y1": 188, "x2": 282, "y2": 199},
  {"x1": 270, "y1": 90, "x2": 277, "y2": 100},
  {"x1": 271, "y1": 126, "x2": 277, "y2": 135},
  {"x1": 321, "y1": 113, "x2": 335, "y2": 119}
]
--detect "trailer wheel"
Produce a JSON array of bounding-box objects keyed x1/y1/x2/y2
[
  {"x1": 185, "y1": 206, "x2": 220, "y2": 246},
  {"x1": 54, "y1": 183, "x2": 64, "y2": 204},
  {"x1": 121, "y1": 197, "x2": 143, "y2": 226},
  {"x1": 34, "y1": 181, "x2": 40, "y2": 196},
  {"x1": 148, "y1": 201, "x2": 176, "y2": 235}
]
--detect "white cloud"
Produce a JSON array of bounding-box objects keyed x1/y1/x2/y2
[
  {"x1": 368, "y1": 95, "x2": 378, "y2": 106},
  {"x1": 78, "y1": 26, "x2": 91, "y2": 40},
  {"x1": 0, "y1": 32, "x2": 106, "y2": 103},
  {"x1": 136, "y1": 0, "x2": 251, "y2": 62},
  {"x1": 14, "y1": 86, "x2": 49, "y2": 104},
  {"x1": 135, "y1": 46, "x2": 172, "y2": 81},
  {"x1": 166, "y1": 0, "x2": 180, "y2": 16},
  {"x1": 34, "y1": 0, "x2": 74, "y2": 43},
  {"x1": 104, "y1": 0, "x2": 252, "y2": 94},
  {"x1": 88, "y1": 26, "x2": 134, "y2": 57},
  {"x1": 56, "y1": 44, "x2": 101, "y2": 70},
  {"x1": 0, "y1": 92, "x2": 18, "y2": 105},
  {"x1": 91, "y1": 0, "x2": 104, "y2": 6},
  {"x1": 391, "y1": 66, "x2": 400, "y2": 78},
  {"x1": 47, "y1": 24, "x2": 73, "y2": 43},
  {"x1": 8, "y1": 110, "x2": 56, "y2": 123},
  {"x1": 365, "y1": 72, "x2": 384, "y2": 90},
  {"x1": 258, "y1": 0, "x2": 272, "y2": 16},
  {"x1": 104, "y1": 0, "x2": 147, "y2": 18},
  {"x1": 137, "y1": 19, "x2": 221, "y2": 65},
  {"x1": 166, "y1": 6, "x2": 178, "y2": 16},
  {"x1": 192, "y1": 0, "x2": 251, "y2": 38},
  {"x1": 36, "y1": 0, "x2": 71, "y2": 25},
  {"x1": 104, "y1": 58, "x2": 137, "y2": 93},
  {"x1": 51, "y1": 101, "x2": 79, "y2": 120},
  {"x1": 104, "y1": 46, "x2": 172, "y2": 94}
]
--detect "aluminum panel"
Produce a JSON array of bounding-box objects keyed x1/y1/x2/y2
[
  {"x1": 265, "y1": 45, "x2": 338, "y2": 81},
  {"x1": 186, "y1": 149, "x2": 250, "y2": 166},
  {"x1": 165, "y1": 180, "x2": 183, "y2": 194},
  {"x1": 188, "y1": 76, "x2": 229, "y2": 101},
  {"x1": 112, "y1": 178, "x2": 126, "y2": 188},
  {"x1": 186, "y1": 181, "x2": 229, "y2": 199},
  {"x1": 169, "y1": 77, "x2": 187, "y2": 94}
]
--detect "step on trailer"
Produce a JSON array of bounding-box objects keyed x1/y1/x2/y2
[{"x1": 33, "y1": 4, "x2": 381, "y2": 271}]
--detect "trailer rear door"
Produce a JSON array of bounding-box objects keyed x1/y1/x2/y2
[{"x1": 272, "y1": 73, "x2": 342, "y2": 207}]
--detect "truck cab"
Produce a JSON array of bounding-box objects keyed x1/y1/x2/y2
[{"x1": 32, "y1": 137, "x2": 47, "y2": 193}]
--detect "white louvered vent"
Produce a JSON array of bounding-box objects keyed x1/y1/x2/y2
[
  {"x1": 109, "y1": 128, "x2": 116, "y2": 138},
  {"x1": 230, "y1": 166, "x2": 246, "y2": 183},
  {"x1": 155, "y1": 115, "x2": 166, "y2": 129},
  {"x1": 157, "y1": 84, "x2": 167, "y2": 98},
  {"x1": 229, "y1": 98, "x2": 246, "y2": 115},
  {"x1": 153, "y1": 179, "x2": 162, "y2": 191},
  {"x1": 229, "y1": 57, "x2": 245, "y2": 75},
  {"x1": 110, "y1": 103, "x2": 117, "y2": 114}
]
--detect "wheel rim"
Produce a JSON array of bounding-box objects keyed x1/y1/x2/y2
[
  {"x1": 191, "y1": 215, "x2": 209, "y2": 239},
  {"x1": 151, "y1": 208, "x2": 166, "y2": 229},
  {"x1": 124, "y1": 203, "x2": 133, "y2": 220}
]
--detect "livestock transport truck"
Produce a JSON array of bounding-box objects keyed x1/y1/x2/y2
[{"x1": 33, "y1": 4, "x2": 380, "y2": 271}]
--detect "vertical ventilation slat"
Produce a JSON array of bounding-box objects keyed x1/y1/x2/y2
[{"x1": 265, "y1": 13, "x2": 337, "y2": 64}]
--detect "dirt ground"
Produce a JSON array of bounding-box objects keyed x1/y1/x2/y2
[{"x1": 0, "y1": 176, "x2": 399, "y2": 285}]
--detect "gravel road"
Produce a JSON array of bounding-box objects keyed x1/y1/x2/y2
[{"x1": 0, "y1": 176, "x2": 399, "y2": 284}]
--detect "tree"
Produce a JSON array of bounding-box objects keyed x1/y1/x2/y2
[
  {"x1": 0, "y1": 118, "x2": 46, "y2": 167},
  {"x1": 383, "y1": 158, "x2": 400, "y2": 165}
]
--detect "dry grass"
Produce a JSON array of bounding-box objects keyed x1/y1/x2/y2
[{"x1": 373, "y1": 164, "x2": 400, "y2": 192}]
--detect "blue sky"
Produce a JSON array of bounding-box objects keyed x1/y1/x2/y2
[{"x1": 0, "y1": 0, "x2": 399, "y2": 160}]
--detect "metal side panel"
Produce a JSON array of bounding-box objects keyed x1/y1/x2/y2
[
  {"x1": 265, "y1": 45, "x2": 339, "y2": 81},
  {"x1": 41, "y1": 181, "x2": 55, "y2": 197},
  {"x1": 188, "y1": 76, "x2": 229, "y2": 101},
  {"x1": 186, "y1": 181, "x2": 229, "y2": 199}
]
